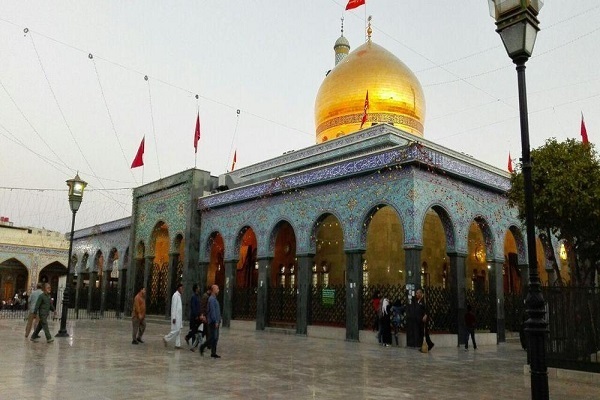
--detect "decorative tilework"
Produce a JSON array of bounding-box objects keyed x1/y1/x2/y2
[
  {"x1": 134, "y1": 184, "x2": 190, "y2": 253},
  {"x1": 200, "y1": 142, "x2": 509, "y2": 211},
  {"x1": 198, "y1": 164, "x2": 520, "y2": 263},
  {"x1": 317, "y1": 112, "x2": 423, "y2": 135}
]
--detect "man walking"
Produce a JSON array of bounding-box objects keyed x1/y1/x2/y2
[
  {"x1": 163, "y1": 283, "x2": 183, "y2": 349},
  {"x1": 131, "y1": 287, "x2": 146, "y2": 345},
  {"x1": 31, "y1": 283, "x2": 56, "y2": 343},
  {"x1": 185, "y1": 284, "x2": 200, "y2": 349},
  {"x1": 206, "y1": 284, "x2": 222, "y2": 358},
  {"x1": 25, "y1": 283, "x2": 43, "y2": 338},
  {"x1": 415, "y1": 288, "x2": 434, "y2": 352}
]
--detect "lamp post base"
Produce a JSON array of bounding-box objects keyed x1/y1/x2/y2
[{"x1": 55, "y1": 330, "x2": 70, "y2": 337}]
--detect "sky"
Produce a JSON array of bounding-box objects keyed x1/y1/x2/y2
[{"x1": 0, "y1": 1, "x2": 598, "y2": 234}]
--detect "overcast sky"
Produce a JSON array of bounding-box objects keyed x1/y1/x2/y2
[{"x1": 1, "y1": 1, "x2": 598, "y2": 234}]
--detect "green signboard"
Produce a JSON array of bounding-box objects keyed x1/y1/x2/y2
[{"x1": 322, "y1": 288, "x2": 335, "y2": 306}]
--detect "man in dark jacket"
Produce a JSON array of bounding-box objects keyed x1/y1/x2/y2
[
  {"x1": 31, "y1": 283, "x2": 56, "y2": 343},
  {"x1": 185, "y1": 284, "x2": 201, "y2": 349},
  {"x1": 206, "y1": 284, "x2": 222, "y2": 358},
  {"x1": 415, "y1": 288, "x2": 434, "y2": 352}
]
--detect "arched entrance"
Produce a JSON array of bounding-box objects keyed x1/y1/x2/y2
[
  {"x1": 362, "y1": 205, "x2": 405, "y2": 329},
  {"x1": 39, "y1": 261, "x2": 67, "y2": 311},
  {"x1": 312, "y1": 213, "x2": 346, "y2": 327},
  {"x1": 207, "y1": 232, "x2": 225, "y2": 290},
  {"x1": 147, "y1": 221, "x2": 170, "y2": 315},
  {"x1": 421, "y1": 209, "x2": 448, "y2": 289},
  {"x1": 105, "y1": 248, "x2": 120, "y2": 313},
  {"x1": 504, "y1": 228, "x2": 523, "y2": 295},
  {"x1": 232, "y1": 227, "x2": 258, "y2": 320},
  {"x1": 0, "y1": 258, "x2": 28, "y2": 309},
  {"x1": 268, "y1": 220, "x2": 297, "y2": 328},
  {"x1": 76, "y1": 253, "x2": 90, "y2": 313},
  {"x1": 88, "y1": 251, "x2": 103, "y2": 313},
  {"x1": 466, "y1": 220, "x2": 489, "y2": 294}
]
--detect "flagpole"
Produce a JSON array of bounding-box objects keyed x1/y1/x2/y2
[
  {"x1": 195, "y1": 96, "x2": 200, "y2": 169},
  {"x1": 141, "y1": 166, "x2": 144, "y2": 186}
]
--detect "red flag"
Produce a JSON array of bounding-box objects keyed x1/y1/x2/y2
[
  {"x1": 131, "y1": 137, "x2": 145, "y2": 169},
  {"x1": 231, "y1": 150, "x2": 237, "y2": 171},
  {"x1": 581, "y1": 112, "x2": 589, "y2": 144},
  {"x1": 194, "y1": 112, "x2": 201, "y2": 153},
  {"x1": 360, "y1": 90, "x2": 369, "y2": 129},
  {"x1": 507, "y1": 152, "x2": 513, "y2": 173},
  {"x1": 346, "y1": 0, "x2": 365, "y2": 11}
]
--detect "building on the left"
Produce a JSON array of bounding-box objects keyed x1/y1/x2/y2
[{"x1": 0, "y1": 217, "x2": 68, "y2": 310}]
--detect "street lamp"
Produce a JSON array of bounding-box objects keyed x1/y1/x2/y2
[
  {"x1": 488, "y1": 1, "x2": 548, "y2": 399},
  {"x1": 56, "y1": 173, "x2": 87, "y2": 337}
]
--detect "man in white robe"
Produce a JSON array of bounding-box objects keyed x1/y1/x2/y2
[{"x1": 163, "y1": 283, "x2": 183, "y2": 349}]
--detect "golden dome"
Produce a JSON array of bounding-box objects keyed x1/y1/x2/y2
[{"x1": 314, "y1": 40, "x2": 425, "y2": 143}]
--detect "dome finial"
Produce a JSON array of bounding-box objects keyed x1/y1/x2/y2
[
  {"x1": 334, "y1": 16, "x2": 351, "y2": 66},
  {"x1": 367, "y1": 15, "x2": 372, "y2": 41}
]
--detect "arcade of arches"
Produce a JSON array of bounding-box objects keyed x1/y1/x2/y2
[
  {"x1": 0, "y1": 258, "x2": 66, "y2": 306},
  {"x1": 204, "y1": 206, "x2": 553, "y2": 292},
  {"x1": 203, "y1": 205, "x2": 565, "y2": 332}
]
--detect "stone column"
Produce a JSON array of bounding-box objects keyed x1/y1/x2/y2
[
  {"x1": 449, "y1": 252, "x2": 467, "y2": 346},
  {"x1": 296, "y1": 254, "x2": 314, "y2": 336},
  {"x1": 100, "y1": 267, "x2": 108, "y2": 316},
  {"x1": 404, "y1": 247, "x2": 422, "y2": 289},
  {"x1": 489, "y1": 260, "x2": 506, "y2": 343},
  {"x1": 87, "y1": 271, "x2": 97, "y2": 314},
  {"x1": 116, "y1": 267, "x2": 124, "y2": 318},
  {"x1": 256, "y1": 257, "x2": 272, "y2": 331},
  {"x1": 198, "y1": 262, "x2": 209, "y2": 294},
  {"x1": 166, "y1": 253, "x2": 178, "y2": 318},
  {"x1": 345, "y1": 250, "x2": 364, "y2": 342},
  {"x1": 143, "y1": 256, "x2": 153, "y2": 315},
  {"x1": 222, "y1": 260, "x2": 236, "y2": 328},
  {"x1": 74, "y1": 273, "x2": 82, "y2": 319},
  {"x1": 404, "y1": 247, "x2": 422, "y2": 347}
]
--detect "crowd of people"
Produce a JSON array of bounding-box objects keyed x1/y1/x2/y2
[
  {"x1": 371, "y1": 288, "x2": 478, "y2": 352},
  {"x1": 131, "y1": 282, "x2": 224, "y2": 359},
  {"x1": 22, "y1": 281, "x2": 477, "y2": 355},
  {"x1": 2, "y1": 291, "x2": 28, "y2": 311}
]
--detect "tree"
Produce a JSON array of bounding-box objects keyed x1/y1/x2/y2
[{"x1": 507, "y1": 138, "x2": 600, "y2": 286}]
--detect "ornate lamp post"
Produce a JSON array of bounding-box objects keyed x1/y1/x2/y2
[
  {"x1": 56, "y1": 173, "x2": 87, "y2": 337},
  {"x1": 488, "y1": 1, "x2": 548, "y2": 399}
]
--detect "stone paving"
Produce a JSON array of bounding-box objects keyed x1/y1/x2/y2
[{"x1": 1, "y1": 318, "x2": 599, "y2": 400}]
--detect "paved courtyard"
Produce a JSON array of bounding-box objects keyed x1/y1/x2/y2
[{"x1": 1, "y1": 318, "x2": 598, "y2": 400}]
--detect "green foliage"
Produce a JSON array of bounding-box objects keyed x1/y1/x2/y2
[{"x1": 506, "y1": 138, "x2": 600, "y2": 284}]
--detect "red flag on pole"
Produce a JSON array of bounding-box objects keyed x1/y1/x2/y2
[
  {"x1": 360, "y1": 90, "x2": 369, "y2": 129},
  {"x1": 131, "y1": 137, "x2": 145, "y2": 169},
  {"x1": 507, "y1": 152, "x2": 513, "y2": 173},
  {"x1": 346, "y1": 0, "x2": 365, "y2": 11},
  {"x1": 194, "y1": 112, "x2": 201, "y2": 153},
  {"x1": 581, "y1": 112, "x2": 589, "y2": 144},
  {"x1": 231, "y1": 150, "x2": 237, "y2": 171}
]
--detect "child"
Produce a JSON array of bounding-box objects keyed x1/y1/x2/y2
[{"x1": 391, "y1": 299, "x2": 405, "y2": 346}]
